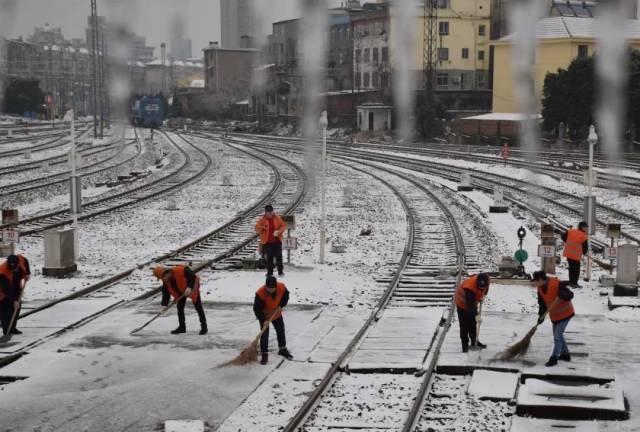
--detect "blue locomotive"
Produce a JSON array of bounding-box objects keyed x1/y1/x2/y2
[{"x1": 130, "y1": 95, "x2": 166, "y2": 128}]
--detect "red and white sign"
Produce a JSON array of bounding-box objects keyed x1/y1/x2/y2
[
  {"x1": 538, "y1": 244, "x2": 556, "y2": 258},
  {"x1": 604, "y1": 247, "x2": 618, "y2": 260},
  {"x1": 283, "y1": 237, "x2": 298, "y2": 251},
  {"x1": 502, "y1": 143, "x2": 509, "y2": 160},
  {"x1": 46, "y1": 95, "x2": 53, "y2": 105},
  {"x1": 2, "y1": 229, "x2": 19, "y2": 243}
]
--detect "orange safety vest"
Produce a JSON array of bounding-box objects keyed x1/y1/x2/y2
[
  {"x1": 256, "y1": 282, "x2": 286, "y2": 321},
  {"x1": 255, "y1": 214, "x2": 287, "y2": 245},
  {"x1": 563, "y1": 228, "x2": 588, "y2": 261},
  {"x1": 538, "y1": 277, "x2": 575, "y2": 323},
  {"x1": 454, "y1": 275, "x2": 489, "y2": 311},
  {"x1": 165, "y1": 266, "x2": 200, "y2": 303},
  {"x1": 0, "y1": 255, "x2": 28, "y2": 302}
]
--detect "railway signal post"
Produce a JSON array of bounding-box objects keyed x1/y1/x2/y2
[
  {"x1": 585, "y1": 125, "x2": 598, "y2": 281},
  {"x1": 319, "y1": 111, "x2": 328, "y2": 264}
]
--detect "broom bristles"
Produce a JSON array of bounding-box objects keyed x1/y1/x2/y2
[
  {"x1": 217, "y1": 338, "x2": 259, "y2": 368},
  {"x1": 496, "y1": 325, "x2": 538, "y2": 361}
]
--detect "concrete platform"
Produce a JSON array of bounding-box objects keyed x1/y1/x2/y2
[
  {"x1": 510, "y1": 417, "x2": 601, "y2": 431},
  {"x1": 608, "y1": 295, "x2": 640, "y2": 310},
  {"x1": 467, "y1": 370, "x2": 519, "y2": 401},
  {"x1": 348, "y1": 307, "x2": 443, "y2": 370},
  {"x1": 438, "y1": 311, "x2": 614, "y2": 383},
  {"x1": 517, "y1": 378, "x2": 627, "y2": 420}
]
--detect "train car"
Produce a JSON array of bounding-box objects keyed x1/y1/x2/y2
[{"x1": 130, "y1": 95, "x2": 166, "y2": 128}]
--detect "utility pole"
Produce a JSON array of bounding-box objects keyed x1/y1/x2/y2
[
  {"x1": 100, "y1": 34, "x2": 106, "y2": 137},
  {"x1": 423, "y1": 0, "x2": 438, "y2": 135},
  {"x1": 90, "y1": 0, "x2": 99, "y2": 138}
]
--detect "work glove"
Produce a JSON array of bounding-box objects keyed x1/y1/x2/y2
[
  {"x1": 184, "y1": 288, "x2": 192, "y2": 297},
  {"x1": 537, "y1": 315, "x2": 545, "y2": 325}
]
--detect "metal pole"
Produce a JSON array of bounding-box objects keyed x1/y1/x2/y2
[
  {"x1": 320, "y1": 123, "x2": 327, "y2": 264},
  {"x1": 586, "y1": 126, "x2": 595, "y2": 281},
  {"x1": 70, "y1": 107, "x2": 79, "y2": 259}
]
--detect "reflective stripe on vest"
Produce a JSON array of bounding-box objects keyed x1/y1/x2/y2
[
  {"x1": 256, "y1": 282, "x2": 286, "y2": 320},
  {"x1": 539, "y1": 278, "x2": 575, "y2": 322},
  {"x1": 563, "y1": 229, "x2": 588, "y2": 261}
]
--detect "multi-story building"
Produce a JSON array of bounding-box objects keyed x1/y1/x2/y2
[
  {"x1": 86, "y1": 16, "x2": 155, "y2": 63},
  {"x1": 408, "y1": 0, "x2": 492, "y2": 116},
  {"x1": 221, "y1": 0, "x2": 255, "y2": 49},
  {"x1": 170, "y1": 37, "x2": 192, "y2": 60},
  {"x1": 490, "y1": 0, "x2": 639, "y2": 40},
  {"x1": 144, "y1": 57, "x2": 204, "y2": 95},
  {"x1": 491, "y1": 16, "x2": 640, "y2": 114},
  {"x1": 352, "y1": 3, "x2": 391, "y2": 92}
]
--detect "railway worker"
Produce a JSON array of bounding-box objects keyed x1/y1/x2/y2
[
  {"x1": 0, "y1": 254, "x2": 31, "y2": 336},
  {"x1": 255, "y1": 204, "x2": 287, "y2": 277},
  {"x1": 253, "y1": 275, "x2": 293, "y2": 365},
  {"x1": 531, "y1": 271, "x2": 575, "y2": 367},
  {"x1": 454, "y1": 273, "x2": 490, "y2": 353},
  {"x1": 153, "y1": 265, "x2": 208, "y2": 335},
  {"x1": 561, "y1": 222, "x2": 589, "y2": 288}
]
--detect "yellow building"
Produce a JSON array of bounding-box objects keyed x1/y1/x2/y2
[
  {"x1": 491, "y1": 16, "x2": 640, "y2": 113},
  {"x1": 404, "y1": 0, "x2": 492, "y2": 114}
]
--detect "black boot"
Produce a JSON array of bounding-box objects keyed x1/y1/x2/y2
[
  {"x1": 278, "y1": 347, "x2": 293, "y2": 360},
  {"x1": 171, "y1": 326, "x2": 186, "y2": 334},
  {"x1": 545, "y1": 356, "x2": 558, "y2": 367},
  {"x1": 260, "y1": 353, "x2": 268, "y2": 365},
  {"x1": 11, "y1": 328, "x2": 22, "y2": 335},
  {"x1": 199, "y1": 326, "x2": 208, "y2": 335},
  {"x1": 559, "y1": 352, "x2": 571, "y2": 362},
  {"x1": 473, "y1": 341, "x2": 487, "y2": 349}
]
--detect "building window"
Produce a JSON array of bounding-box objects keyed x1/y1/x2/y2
[
  {"x1": 436, "y1": 72, "x2": 449, "y2": 87},
  {"x1": 578, "y1": 44, "x2": 589, "y2": 58},
  {"x1": 438, "y1": 47, "x2": 449, "y2": 61},
  {"x1": 372, "y1": 71, "x2": 379, "y2": 87},
  {"x1": 373, "y1": 47, "x2": 379, "y2": 63},
  {"x1": 437, "y1": 0, "x2": 449, "y2": 8},
  {"x1": 478, "y1": 25, "x2": 486, "y2": 36},
  {"x1": 382, "y1": 46, "x2": 389, "y2": 63},
  {"x1": 477, "y1": 71, "x2": 485, "y2": 86},
  {"x1": 461, "y1": 48, "x2": 469, "y2": 59},
  {"x1": 478, "y1": 50, "x2": 485, "y2": 61},
  {"x1": 439, "y1": 22, "x2": 449, "y2": 35},
  {"x1": 355, "y1": 72, "x2": 361, "y2": 88},
  {"x1": 381, "y1": 71, "x2": 389, "y2": 88},
  {"x1": 364, "y1": 48, "x2": 370, "y2": 63},
  {"x1": 356, "y1": 49, "x2": 361, "y2": 63},
  {"x1": 363, "y1": 72, "x2": 370, "y2": 87}
]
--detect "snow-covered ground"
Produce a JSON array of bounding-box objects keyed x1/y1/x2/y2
[{"x1": 1, "y1": 133, "x2": 639, "y2": 431}]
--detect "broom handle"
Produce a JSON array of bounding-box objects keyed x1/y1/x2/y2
[
  {"x1": 253, "y1": 307, "x2": 282, "y2": 343},
  {"x1": 475, "y1": 301, "x2": 483, "y2": 344},
  {"x1": 131, "y1": 293, "x2": 187, "y2": 334}
]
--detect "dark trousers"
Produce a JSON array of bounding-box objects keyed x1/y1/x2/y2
[
  {"x1": 568, "y1": 259, "x2": 581, "y2": 284},
  {"x1": 176, "y1": 296, "x2": 207, "y2": 329},
  {"x1": 457, "y1": 306, "x2": 477, "y2": 351},
  {"x1": 259, "y1": 316, "x2": 286, "y2": 353},
  {"x1": 265, "y1": 242, "x2": 283, "y2": 275},
  {"x1": 0, "y1": 299, "x2": 19, "y2": 335}
]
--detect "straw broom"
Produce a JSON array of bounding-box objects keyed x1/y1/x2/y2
[
  {"x1": 496, "y1": 310, "x2": 548, "y2": 361},
  {"x1": 217, "y1": 307, "x2": 281, "y2": 368}
]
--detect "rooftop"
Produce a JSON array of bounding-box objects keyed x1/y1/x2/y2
[{"x1": 500, "y1": 16, "x2": 640, "y2": 41}]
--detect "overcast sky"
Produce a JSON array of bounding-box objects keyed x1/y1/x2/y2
[{"x1": 0, "y1": 0, "x2": 334, "y2": 57}]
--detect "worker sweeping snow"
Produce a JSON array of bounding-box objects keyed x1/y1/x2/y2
[
  {"x1": 454, "y1": 273, "x2": 490, "y2": 353},
  {"x1": 253, "y1": 275, "x2": 293, "y2": 365}
]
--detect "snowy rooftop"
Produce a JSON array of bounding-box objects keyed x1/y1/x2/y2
[
  {"x1": 500, "y1": 16, "x2": 640, "y2": 41},
  {"x1": 462, "y1": 112, "x2": 542, "y2": 121}
]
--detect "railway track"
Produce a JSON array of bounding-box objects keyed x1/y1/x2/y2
[
  {"x1": 4, "y1": 135, "x2": 308, "y2": 358},
  {"x1": 1, "y1": 130, "x2": 210, "y2": 235},
  {"x1": 0, "y1": 129, "x2": 125, "y2": 178},
  {"x1": 279, "y1": 146, "x2": 468, "y2": 430},
  {"x1": 223, "y1": 130, "x2": 640, "y2": 193},
  {"x1": 0, "y1": 125, "x2": 91, "y2": 159},
  {"x1": 221, "y1": 133, "x2": 640, "y2": 252},
  {"x1": 0, "y1": 135, "x2": 138, "y2": 198}
]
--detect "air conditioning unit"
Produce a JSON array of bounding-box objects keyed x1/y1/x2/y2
[{"x1": 452, "y1": 75, "x2": 461, "y2": 84}]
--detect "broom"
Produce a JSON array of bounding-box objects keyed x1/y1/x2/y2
[
  {"x1": 217, "y1": 307, "x2": 281, "y2": 368},
  {"x1": 0, "y1": 279, "x2": 26, "y2": 345},
  {"x1": 130, "y1": 293, "x2": 187, "y2": 335},
  {"x1": 496, "y1": 310, "x2": 549, "y2": 361}
]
